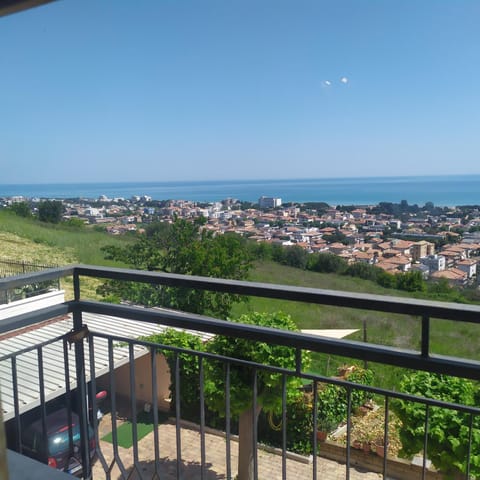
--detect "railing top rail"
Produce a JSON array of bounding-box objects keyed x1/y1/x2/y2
[
  {"x1": 73, "y1": 264, "x2": 480, "y2": 322},
  {"x1": 2, "y1": 263, "x2": 480, "y2": 321},
  {"x1": 78, "y1": 300, "x2": 480, "y2": 381},
  {"x1": 0, "y1": 265, "x2": 74, "y2": 291}
]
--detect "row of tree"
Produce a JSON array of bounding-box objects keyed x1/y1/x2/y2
[{"x1": 9, "y1": 200, "x2": 63, "y2": 223}]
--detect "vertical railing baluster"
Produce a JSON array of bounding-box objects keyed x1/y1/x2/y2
[
  {"x1": 225, "y1": 362, "x2": 232, "y2": 480},
  {"x1": 37, "y1": 346, "x2": 48, "y2": 460},
  {"x1": 88, "y1": 336, "x2": 108, "y2": 476},
  {"x1": 422, "y1": 404, "x2": 430, "y2": 480},
  {"x1": 63, "y1": 338, "x2": 74, "y2": 464},
  {"x1": 175, "y1": 353, "x2": 182, "y2": 480},
  {"x1": 466, "y1": 412, "x2": 474, "y2": 480},
  {"x1": 252, "y1": 369, "x2": 258, "y2": 480},
  {"x1": 383, "y1": 396, "x2": 390, "y2": 478},
  {"x1": 199, "y1": 356, "x2": 206, "y2": 480},
  {"x1": 421, "y1": 315, "x2": 430, "y2": 357},
  {"x1": 88, "y1": 336, "x2": 98, "y2": 430},
  {"x1": 312, "y1": 380, "x2": 318, "y2": 480},
  {"x1": 128, "y1": 343, "x2": 140, "y2": 472},
  {"x1": 11, "y1": 356, "x2": 21, "y2": 452},
  {"x1": 281, "y1": 373, "x2": 287, "y2": 480},
  {"x1": 150, "y1": 346, "x2": 161, "y2": 477},
  {"x1": 346, "y1": 387, "x2": 352, "y2": 480},
  {"x1": 72, "y1": 307, "x2": 90, "y2": 480},
  {"x1": 108, "y1": 337, "x2": 126, "y2": 478}
]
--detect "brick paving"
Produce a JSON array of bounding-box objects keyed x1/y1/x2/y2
[{"x1": 92, "y1": 418, "x2": 382, "y2": 480}]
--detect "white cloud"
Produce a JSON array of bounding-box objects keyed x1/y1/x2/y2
[
  {"x1": 340, "y1": 76, "x2": 349, "y2": 84},
  {"x1": 322, "y1": 80, "x2": 332, "y2": 87}
]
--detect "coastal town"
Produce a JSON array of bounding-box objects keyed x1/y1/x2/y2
[{"x1": 3, "y1": 194, "x2": 480, "y2": 287}]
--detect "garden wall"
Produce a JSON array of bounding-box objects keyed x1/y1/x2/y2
[{"x1": 319, "y1": 440, "x2": 446, "y2": 480}]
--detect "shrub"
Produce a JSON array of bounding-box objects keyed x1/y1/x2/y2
[
  {"x1": 393, "y1": 372, "x2": 480, "y2": 478},
  {"x1": 258, "y1": 393, "x2": 314, "y2": 455},
  {"x1": 306, "y1": 253, "x2": 347, "y2": 274},
  {"x1": 144, "y1": 329, "x2": 204, "y2": 422}
]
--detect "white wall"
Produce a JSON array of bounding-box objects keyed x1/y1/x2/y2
[{"x1": 0, "y1": 290, "x2": 65, "y2": 320}]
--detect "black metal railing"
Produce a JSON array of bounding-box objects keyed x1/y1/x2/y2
[{"x1": 1, "y1": 264, "x2": 480, "y2": 480}]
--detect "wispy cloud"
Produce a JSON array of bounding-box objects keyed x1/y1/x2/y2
[
  {"x1": 340, "y1": 76, "x2": 349, "y2": 84},
  {"x1": 322, "y1": 80, "x2": 332, "y2": 87}
]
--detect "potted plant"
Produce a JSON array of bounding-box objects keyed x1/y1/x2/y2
[
  {"x1": 316, "y1": 417, "x2": 337, "y2": 442},
  {"x1": 373, "y1": 437, "x2": 388, "y2": 457}
]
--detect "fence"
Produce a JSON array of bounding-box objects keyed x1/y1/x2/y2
[{"x1": 0, "y1": 259, "x2": 60, "y2": 304}]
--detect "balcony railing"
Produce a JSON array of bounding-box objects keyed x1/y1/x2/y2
[{"x1": 1, "y1": 264, "x2": 480, "y2": 480}]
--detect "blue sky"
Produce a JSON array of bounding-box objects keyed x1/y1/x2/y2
[{"x1": 1, "y1": 0, "x2": 479, "y2": 183}]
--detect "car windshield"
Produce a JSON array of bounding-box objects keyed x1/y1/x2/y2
[{"x1": 48, "y1": 425, "x2": 81, "y2": 456}]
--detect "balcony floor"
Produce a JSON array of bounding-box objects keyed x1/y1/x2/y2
[{"x1": 93, "y1": 415, "x2": 380, "y2": 480}]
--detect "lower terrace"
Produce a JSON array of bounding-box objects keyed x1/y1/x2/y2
[{"x1": 1, "y1": 265, "x2": 480, "y2": 480}]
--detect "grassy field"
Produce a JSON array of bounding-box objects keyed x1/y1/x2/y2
[
  {"x1": 232, "y1": 261, "x2": 480, "y2": 388},
  {"x1": 0, "y1": 210, "x2": 133, "y2": 265},
  {"x1": 0, "y1": 210, "x2": 134, "y2": 298}
]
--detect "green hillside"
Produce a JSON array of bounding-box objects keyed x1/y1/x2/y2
[
  {"x1": 0, "y1": 210, "x2": 134, "y2": 298},
  {"x1": 0, "y1": 210, "x2": 133, "y2": 266},
  {"x1": 235, "y1": 261, "x2": 480, "y2": 388}
]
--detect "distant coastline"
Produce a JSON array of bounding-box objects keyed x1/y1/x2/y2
[{"x1": 1, "y1": 175, "x2": 480, "y2": 207}]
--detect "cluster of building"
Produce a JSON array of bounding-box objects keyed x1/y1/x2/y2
[{"x1": 3, "y1": 195, "x2": 480, "y2": 287}]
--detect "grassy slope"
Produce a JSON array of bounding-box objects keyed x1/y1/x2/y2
[
  {"x1": 0, "y1": 210, "x2": 134, "y2": 299},
  {"x1": 233, "y1": 261, "x2": 480, "y2": 388},
  {"x1": 0, "y1": 210, "x2": 133, "y2": 265}
]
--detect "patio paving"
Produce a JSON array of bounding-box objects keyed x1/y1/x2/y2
[{"x1": 92, "y1": 417, "x2": 382, "y2": 480}]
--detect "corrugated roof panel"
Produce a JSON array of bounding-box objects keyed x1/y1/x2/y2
[{"x1": 0, "y1": 311, "x2": 212, "y2": 421}]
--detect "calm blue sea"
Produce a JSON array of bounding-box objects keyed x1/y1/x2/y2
[{"x1": 1, "y1": 175, "x2": 480, "y2": 207}]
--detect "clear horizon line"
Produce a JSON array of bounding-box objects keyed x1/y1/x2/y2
[{"x1": 2, "y1": 172, "x2": 480, "y2": 187}]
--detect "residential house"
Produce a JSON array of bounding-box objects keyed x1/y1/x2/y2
[
  {"x1": 420, "y1": 254, "x2": 446, "y2": 273},
  {"x1": 352, "y1": 251, "x2": 376, "y2": 264},
  {"x1": 456, "y1": 259, "x2": 477, "y2": 279},
  {"x1": 431, "y1": 268, "x2": 468, "y2": 287},
  {"x1": 411, "y1": 241, "x2": 435, "y2": 262}
]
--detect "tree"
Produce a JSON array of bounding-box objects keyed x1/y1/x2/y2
[
  {"x1": 395, "y1": 270, "x2": 426, "y2": 292},
  {"x1": 323, "y1": 231, "x2": 351, "y2": 244},
  {"x1": 344, "y1": 262, "x2": 379, "y2": 282},
  {"x1": 203, "y1": 312, "x2": 309, "y2": 480},
  {"x1": 38, "y1": 200, "x2": 63, "y2": 223},
  {"x1": 306, "y1": 253, "x2": 347, "y2": 274},
  {"x1": 282, "y1": 245, "x2": 308, "y2": 269},
  {"x1": 9, "y1": 201, "x2": 31, "y2": 217},
  {"x1": 393, "y1": 372, "x2": 480, "y2": 478},
  {"x1": 100, "y1": 217, "x2": 252, "y2": 318}
]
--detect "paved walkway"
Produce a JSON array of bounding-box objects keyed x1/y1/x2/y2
[{"x1": 92, "y1": 419, "x2": 382, "y2": 480}]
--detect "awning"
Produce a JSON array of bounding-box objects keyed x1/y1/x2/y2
[{"x1": 301, "y1": 329, "x2": 359, "y2": 339}]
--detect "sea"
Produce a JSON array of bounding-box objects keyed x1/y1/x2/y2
[{"x1": 1, "y1": 175, "x2": 480, "y2": 207}]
